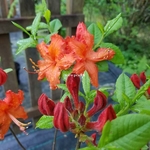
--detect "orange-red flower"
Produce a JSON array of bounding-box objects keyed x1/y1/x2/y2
[
  {"x1": 67, "y1": 22, "x2": 115, "y2": 87},
  {"x1": 36, "y1": 34, "x2": 75, "y2": 89},
  {"x1": 0, "y1": 90, "x2": 30, "y2": 139}
]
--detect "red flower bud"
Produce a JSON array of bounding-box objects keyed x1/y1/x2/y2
[
  {"x1": 53, "y1": 102, "x2": 69, "y2": 132},
  {"x1": 0, "y1": 68, "x2": 7, "y2": 86},
  {"x1": 87, "y1": 91, "x2": 107, "y2": 117},
  {"x1": 86, "y1": 105, "x2": 116, "y2": 132},
  {"x1": 78, "y1": 101, "x2": 85, "y2": 114},
  {"x1": 140, "y1": 72, "x2": 146, "y2": 84},
  {"x1": 67, "y1": 73, "x2": 80, "y2": 108},
  {"x1": 64, "y1": 96, "x2": 73, "y2": 113},
  {"x1": 38, "y1": 93, "x2": 55, "y2": 116},
  {"x1": 72, "y1": 109, "x2": 79, "y2": 120},
  {"x1": 78, "y1": 114, "x2": 86, "y2": 126},
  {"x1": 91, "y1": 133, "x2": 97, "y2": 146},
  {"x1": 130, "y1": 74, "x2": 140, "y2": 89}
]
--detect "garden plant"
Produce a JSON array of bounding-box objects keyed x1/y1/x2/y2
[{"x1": 1, "y1": 1, "x2": 150, "y2": 150}]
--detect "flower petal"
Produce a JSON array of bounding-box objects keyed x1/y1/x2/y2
[
  {"x1": 76, "y1": 22, "x2": 94, "y2": 50},
  {"x1": 0, "y1": 114, "x2": 11, "y2": 140},
  {"x1": 3, "y1": 90, "x2": 24, "y2": 108},
  {"x1": 85, "y1": 60, "x2": 99, "y2": 87},
  {"x1": 87, "y1": 48, "x2": 115, "y2": 62}
]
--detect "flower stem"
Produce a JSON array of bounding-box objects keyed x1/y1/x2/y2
[
  {"x1": 52, "y1": 128, "x2": 58, "y2": 150},
  {"x1": 75, "y1": 135, "x2": 81, "y2": 150},
  {"x1": 9, "y1": 127, "x2": 26, "y2": 150}
]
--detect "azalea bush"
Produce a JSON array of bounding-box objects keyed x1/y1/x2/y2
[{"x1": 1, "y1": 1, "x2": 150, "y2": 150}]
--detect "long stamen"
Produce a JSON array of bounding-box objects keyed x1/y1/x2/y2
[{"x1": 8, "y1": 113, "x2": 31, "y2": 135}]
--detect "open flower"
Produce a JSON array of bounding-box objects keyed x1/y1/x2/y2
[
  {"x1": 67, "y1": 22, "x2": 115, "y2": 87},
  {"x1": 0, "y1": 90, "x2": 30, "y2": 139},
  {"x1": 0, "y1": 68, "x2": 7, "y2": 86},
  {"x1": 36, "y1": 34, "x2": 75, "y2": 89}
]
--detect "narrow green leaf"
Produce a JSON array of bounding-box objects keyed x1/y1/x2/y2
[
  {"x1": 82, "y1": 71, "x2": 90, "y2": 95},
  {"x1": 4, "y1": 68, "x2": 13, "y2": 73},
  {"x1": 104, "y1": 13, "x2": 123, "y2": 37},
  {"x1": 61, "y1": 68, "x2": 72, "y2": 81},
  {"x1": 60, "y1": 92, "x2": 70, "y2": 102},
  {"x1": 44, "y1": 9, "x2": 51, "y2": 23},
  {"x1": 79, "y1": 146, "x2": 99, "y2": 150},
  {"x1": 16, "y1": 37, "x2": 36, "y2": 54},
  {"x1": 57, "y1": 83, "x2": 68, "y2": 92},
  {"x1": 36, "y1": 115, "x2": 54, "y2": 129},
  {"x1": 88, "y1": 23, "x2": 103, "y2": 47},
  {"x1": 99, "y1": 114, "x2": 150, "y2": 150},
  {"x1": 114, "y1": 73, "x2": 136, "y2": 107},
  {"x1": 12, "y1": 21, "x2": 31, "y2": 36},
  {"x1": 100, "y1": 43, "x2": 124, "y2": 64},
  {"x1": 31, "y1": 12, "x2": 42, "y2": 37},
  {"x1": 49, "y1": 19, "x2": 62, "y2": 33}
]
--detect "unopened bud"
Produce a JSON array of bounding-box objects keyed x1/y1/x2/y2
[
  {"x1": 87, "y1": 91, "x2": 107, "y2": 117},
  {"x1": 0, "y1": 68, "x2": 7, "y2": 86},
  {"x1": 140, "y1": 72, "x2": 146, "y2": 84},
  {"x1": 53, "y1": 102, "x2": 69, "y2": 132},
  {"x1": 78, "y1": 114, "x2": 86, "y2": 126},
  {"x1": 64, "y1": 96, "x2": 73, "y2": 113},
  {"x1": 130, "y1": 74, "x2": 140, "y2": 89},
  {"x1": 38, "y1": 93, "x2": 55, "y2": 116},
  {"x1": 67, "y1": 73, "x2": 80, "y2": 108}
]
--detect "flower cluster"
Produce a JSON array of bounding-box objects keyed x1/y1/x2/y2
[
  {"x1": 0, "y1": 68, "x2": 30, "y2": 139},
  {"x1": 38, "y1": 73, "x2": 116, "y2": 144},
  {"x1": 131, "y1": 72, "x2": 150, "y2": 98},
  {"x1": 35, "y1": 22, "x2": 115, "y2": 89}
]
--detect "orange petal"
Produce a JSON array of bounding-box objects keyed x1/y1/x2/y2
[
  {"x1": 85, "y1": 60, "x2": 99, "y2": 87},
  {"x1": 48, "y1": 34, "x2": 65, "y2": 60},
  {"x1": 37, "y1": 42, "x2": 49, "y2": 59},
  {"x1": 37, "y1": 60, "x2": 53, "y2": 80},
  {"x1": 45, "y1": 65, "x2": 61, "y2": 89},
  {"x1": 57, "y1": 53, "x2": 75, "y2": 70},
  {"x1": 3, "y1": 90, "x2": 24, "y2": 108},
  {"x1": 76, "y1": 22, "x2": 94, "y2": 50},
  {"x1": 68, "y1": 38, "x2": 87, "y2": 59},
  {"x1": 73, "y1": 60, "x2": 85, "y2": 75},
  {"x1": 87, "y1": 48, "x2": 115, "y2": 62},
  {"x1": 9, "y1": 106, "x2": 28, "y2": 120},
  {"x1": 0, "y1": 114, "x2": 11, "y2": 139}
]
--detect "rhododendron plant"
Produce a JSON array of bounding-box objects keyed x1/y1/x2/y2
[{"x1": 2, "y1": 3, "x2": 150, "y2": 150}]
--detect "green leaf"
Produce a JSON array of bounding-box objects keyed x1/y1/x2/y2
[
  {"x1": 36, "y1": 115, "x2": 54, "y2": 129},
  {"x1": 57, "y1": 83, "x2": 68, "y2": 92},
  {"x1": 16, "y1": 37, "x2": 36, "y2": 54},
  {"x1": 137, "y1": 55, "x2": 147, "y2": 73},
  {"x1": 79, "y1": 146, "x2": 99, "y2": 150},
  {"x1": 131, "y1": 100, "x2": 150, "y2": 115},
  {"x1": 12, "y1": 21, "x2": 31, "y2": 36},
  {"x1": 31, "y1": 12, "x2": 42, "y2": 38},
  {"x1": 44, "y1": 9, "x2": 51, "y2": 23},
  {"x1": 135, "y1": 79, "x2": 150, "y2": 101},
  {"x1": 100, "y1": 43, "x2": 124, "y2": 64},
  {"x1": 4, "y1": 68, "x2": 13, "y2": 73},
  {"x1": 26, "y1": 22, "x2": 48, "y2": 31},
  {"x1": 60, "y1": 92, "x2": 70, "y2": 102},
  {"x1": 99, "y1": 114, "x2": 150, "y2": 150},
  {"x1": 114, "y1": 73, "x2": 136, "y2": 107},
  {"x1": 82, "y1": 71, "x2": 91, "y2": 95},
  {"x1": 49, "y1": 19, "x2": 62, "y2": 33},
  {"x1": 88, "y1": 23, "x2": 103, "y2": 47},
  {"x1": 104, "y1": 13, "x2": 123, "y2": 37},
  {"x1": 96, "y1": 61, "x2": 109, "y2": 71},
  {"x1": 61, "y1": 69, "x2": 72, "y2": 81}
]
